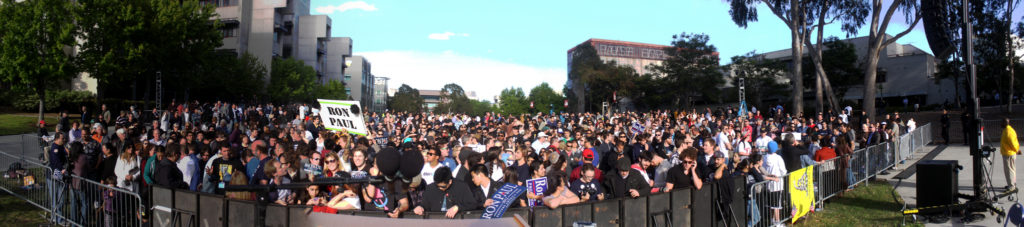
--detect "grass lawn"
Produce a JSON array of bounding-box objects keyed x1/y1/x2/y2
[
  {"x1": 792, "y1": 181, "x2": 922, "y2": 227},
  {"x1": 0, "y1": 114, "x2": 58, "y2": 136},
  {"x1": 0, "y1": 191, "x2": 48, "y2": 226}
]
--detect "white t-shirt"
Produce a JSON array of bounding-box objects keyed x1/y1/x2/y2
[
  {"x1": 177, "y1": 156, "x2": 196, "y2": 186},
  {"x1": 531, "y1": 140, "x2": 549, "y2": 154},
  {"x1": 763, "y1": 153, "x2": 787, "y2": 192},
  {"x1": 420, "y1": 162, "x2": 443, "y2": 185},
  {"x1": 755, "y1": 136, "x2": 773, "y2": 152}
]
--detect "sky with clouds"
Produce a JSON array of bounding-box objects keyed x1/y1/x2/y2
[{"x1": 310, "y1": 0, "x2": 1024, "y2": 102}]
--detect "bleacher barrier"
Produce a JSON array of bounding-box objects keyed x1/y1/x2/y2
[{"x1": 0, "y1": 123, "x2": 935, "y2": 226}]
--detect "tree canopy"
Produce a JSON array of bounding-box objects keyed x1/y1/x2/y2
[
  {"x1": 0, "y1": 0, "x2": 79, "y2": 120},
  {"x1": 497, "y1": 87, "x2": 528, "y2": 115},
  {"x1": 527, "y1": 82, "x2": 565, "y2": 114},
  {"x1": 390, "y1": 84, "x2": 424, "y2": 113}
]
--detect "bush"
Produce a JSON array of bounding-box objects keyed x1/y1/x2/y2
[{"x1": 12, "y1": 90, "x2": 95, "y2": 112}]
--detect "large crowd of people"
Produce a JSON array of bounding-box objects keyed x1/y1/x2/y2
[{"x1": 40, "y1": 100, "x2": 920, "y2": 226}]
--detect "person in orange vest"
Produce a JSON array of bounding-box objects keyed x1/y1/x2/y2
[{"x1": 1001, "y1": 118, "x2": 1020, "y2": 191}]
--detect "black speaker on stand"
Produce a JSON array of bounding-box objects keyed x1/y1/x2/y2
[{"x1": 915, "y1": 160, "x2": 959, "y2": 214}]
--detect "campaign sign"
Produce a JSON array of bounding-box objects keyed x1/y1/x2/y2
[
  {"x1": 317, "y1": 99, "x2": 368, "y2": 136},
  {"x1": 480, "y1": 183, "x2": 527, "y2": 219},
  {"x1": 526, "y1": 177, "x2": 548, "y2": 207},
  {"x1": 630, "y1": 122, "x2": 645, "y2": 135}
]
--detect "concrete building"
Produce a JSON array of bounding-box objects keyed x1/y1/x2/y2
[
  {"x1": 373, "y1": 77, "x2": 389, "y2": 113},
  {"x1": 324, "y1": 37, "x2": 352, "y2": 84},
  {"x1": 420, "y1": 90, "x2": 442, "y2": 111},
  {"x1": 209, "y1": 0, "x2": 348, "y2": 84},
  {"x1": 760, "y1": 35, "x2": 957, "y2": 106},
  {"x1": 566, "y1": 38, "x2": 672, "y2": 112},
  {"x1": 346, "y1": 56, "x2": 375, "y2": 110}
]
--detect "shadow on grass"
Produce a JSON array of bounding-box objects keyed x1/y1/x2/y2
[{"x1": 793, "y1": 182, "x2": 923, "y2": 227}]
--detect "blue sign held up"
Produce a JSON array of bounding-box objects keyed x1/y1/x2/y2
[{"x1": 480, "y1": 183, "x2": 527, "y2": 219}]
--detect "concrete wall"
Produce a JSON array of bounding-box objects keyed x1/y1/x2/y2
[{"x1": 325, "y1": 37, "x2": 352, "y2": 85}]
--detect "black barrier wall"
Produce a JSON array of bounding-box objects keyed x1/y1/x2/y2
[{"x1": 150, "y1": 176, "x2": 749, "y2": 227}]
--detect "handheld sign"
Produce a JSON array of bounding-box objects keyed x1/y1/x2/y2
[
  {"x1": 480, "y1": 183, "x2": 527, "y2": 219},
  {"x1": 317, "y1": 99, "x2": 368, "y2": 136},
  {"x1": 526, "y1": 177, "x2": 548, "y2": 207}
]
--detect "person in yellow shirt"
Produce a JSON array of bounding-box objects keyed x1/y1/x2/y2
[{"x1": 1001, "y1": 118, "x2": 1020, "y2": 191}]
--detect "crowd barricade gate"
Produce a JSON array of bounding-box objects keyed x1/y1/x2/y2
[
  {"x1": 288, "y1": 206, "x2": 311, "y2": 227},
  {"x1": 669, "y1": 187, "x2": 692, "y2": 227},
  {"x1": 691, "y1": 185, "x2": 715, "y2": 227},
  {"x1": 730, "y1": 176, "x2": 747, "y2": 227},
  {"x1": 226, "y1": 200, "x2": 258, "y2": 227},
  {"x1": 592, "y1": 197, "x2": 621, "y2": 226},
  {"x1": 265, "y1": 204, "x2": 289, "y2": 227},
  {"x1": 152, "y1": 186, "x2": 176, "y2": 227},
  {"x1": 197, "y1": 193, "x2": 225, "y2": 227},
  {"x1": 533, "y1": 204, "x2": 562, "y2": 226},
  {"x1": 646, "y1": 191, "x2": 672, "y2": 226},
  {"x1": 622, "y1": 195, "x2": 649, "y2": 227},
  {"x1": 174, "y1": 190, "x2": 200, "y2": 227},
  {"x1": 506, "y1": 207, "x2": 531, "y2": 222},
  {"x1": 560, "y1": 200, "x2": 592, "y2": 226}
]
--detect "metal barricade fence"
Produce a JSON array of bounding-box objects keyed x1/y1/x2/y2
[
  {"x1": 52, "y1": 174, "x2": 144, "y2": 227},
  {"x1": 747, "y1": 124, "x2": 933, "y2": 226},
  {"x1": 0, "y1": 149, "x2": 52, "y2": 213}
]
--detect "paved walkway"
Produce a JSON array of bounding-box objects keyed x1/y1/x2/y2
[{"x1": 880, "y1": 143, "x2": 1022, "y2": 227}]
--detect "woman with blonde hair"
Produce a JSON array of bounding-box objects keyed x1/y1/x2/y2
[{"x1": 225, "y1": 171, "x2": 254, "y2": 200}]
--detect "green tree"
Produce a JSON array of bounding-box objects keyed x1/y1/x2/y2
[
  {"x1": 527, "y1": 82, "x2": 565, "y2": 114},
  {"x1": 193, "y1": 52, "x2": 266, "y2": 101},
  {"x1": 0, "y1": 0, "x2": 79, "y2": 121},
  {"x1": 729, "y1": 51, "x2": 788, "y2": 109},
  {"x1": 803, "y1": 0, "x2": 869, "y2": 113},
  {"x1": 268, "y1": 58, "x2": 318, "y2": 103},
  {"x1": 497, "y1": 87, "x2": 528, "y2": 115},
  {"x1": 314, "y1": 80, "x2": 348, "y2": 101},
  {"x1": 436, "y1": 83, "x2": 472, "y2": 114},
  {"x1": 390, "y1": 84, "x2": 424, "y2": 113},
  {"x1": 75, "y1": 0, "x2": 222, "y2": 101},
  {"x1": 649, "y1": 33, "x2": 724, "y2": 109},
  {"x1": 727, "y1": 0, "x2": 809, "y2": 116},
  {"x1": 568, "y1": 43, "x2": 639, "y2": 112},
  {"x1": 468, "y1": 99, "x2": 494, "y2": 117}
]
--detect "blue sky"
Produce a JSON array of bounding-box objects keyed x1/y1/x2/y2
[{"x1": 311, "y1": 0, "x2": 1023, "y2": 101}]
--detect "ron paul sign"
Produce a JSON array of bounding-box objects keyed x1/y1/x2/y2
[{"x1": 317, "y1": 99, "x2": 368, "y2": 136}]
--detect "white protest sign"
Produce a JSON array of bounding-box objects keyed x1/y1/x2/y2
[{"x1": 317, "y1": 99, "x2": 368, "y2": 136}]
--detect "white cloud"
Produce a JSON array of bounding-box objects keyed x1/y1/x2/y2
[
  {"x1": 315, "y1": 1, "x2": 377, "y2": 14},
  {"x1": 356, "y1": 50, "x2": 565, "y2": 102},
  {"x1": 427, "y1": 32, "x2": 469, "y2": 40}
]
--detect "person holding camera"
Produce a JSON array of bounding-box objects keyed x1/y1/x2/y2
[{"x1": 569, "y1": 164, "x2": 604, "y2": 202}]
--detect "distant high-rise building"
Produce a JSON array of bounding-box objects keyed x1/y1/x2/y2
[
  {"x1": 566, "y1": 39, "x2": 671, "y2": 112},
  {"x1": 207, "y1": 0, "x2": 347, "y2": 84},
  {"x1": 346, "y1": 56, "x2": 375, "y2": 110},
  {"x1": 373, "y1": 77, "x2": 389, "y2": 113}
]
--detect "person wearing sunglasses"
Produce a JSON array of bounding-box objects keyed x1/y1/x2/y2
[
  {"x1": 420, "y1": 147, "x2": 444, "y2": 185},
  {"x1": 663, "y1": 147, "x2": 703, "y2": 191}
]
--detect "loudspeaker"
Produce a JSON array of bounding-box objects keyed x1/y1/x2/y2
[
  {"x1": 916, "y1": 160, "x2": 959, "y2": 213},
  {"x1": 921, "y1": 0, "x2": 957, "y2": 59}
]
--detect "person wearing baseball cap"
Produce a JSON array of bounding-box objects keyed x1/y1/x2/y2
[
  {"x1": 570, "y1": 148, "x2": 603, "y2": 183},
  {"x1": 602, "y1": 157, "x2": 650, "y2": 199},
  {"x1": 531, "y1": 132, "x2": 550, "y2": 154}
]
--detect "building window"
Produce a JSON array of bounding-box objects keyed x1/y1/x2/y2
[
  {"x1": 876, "y1": 68, "x2": 887, "y2": 83},
  {"x1": 221, "y1": 27, "x2": 237, "y2": 38}
]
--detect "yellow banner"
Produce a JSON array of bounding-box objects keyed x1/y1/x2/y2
[{"x1": 789, "y1": 165, "x2": 815, "y2": 223}]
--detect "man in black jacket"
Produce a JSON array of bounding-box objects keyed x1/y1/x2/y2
[
  {"x1": 603, "y1": 158, "x2": 651, "y2": 199},
  {"x1": 412, "y1": 167, "x2": 479, "y2": 218},
  {"x1": 155, "y1": 148, "x2": 188, "y2": 189},
  {"x1": 470, "y1": 164, "x2": 500, "y2": 208},
  {"x1": 780, "y1": 134, "x2": 808, "y2": 172}
]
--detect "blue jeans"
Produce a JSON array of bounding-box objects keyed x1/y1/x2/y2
[
  {"x1": 48, "y1": 176, "x2": 66, "y2": 223},
  {"x1": 72, "y1": 189, "x2": 88, "y2": 223},
  {"x1": 747, "y1": 199, "x2": 760, "y2": 227},
  {"x1": 847, "y1": 159, "x2": 855, "y2": 187}
]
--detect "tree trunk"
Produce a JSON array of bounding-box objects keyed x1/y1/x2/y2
[
  {"x1": 863, "y1": 43, "x2": 882, "y2": 122},
  {"x1": 790, "y1": 20, "x2": 804, "y2": 117},
  {"x1": 36, "y1": 77, "x2": 45, "y2": 123}
]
